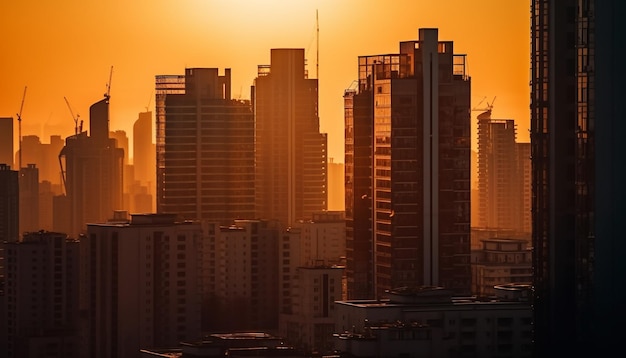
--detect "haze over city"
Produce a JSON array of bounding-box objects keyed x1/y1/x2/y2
[
  {"x1": 1, "y1": 1, "x2": 624, "y2": 357},
  {"x1": 0, "y1": 0, "x2": 529, "y2": 161}
]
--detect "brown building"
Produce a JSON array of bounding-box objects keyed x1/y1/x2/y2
[
  {"x1": 345, "y1": 28, "x2": 471, "y2": 299},
  {"x1": 253, "y1": 48, "x2": 328, "y2": 227},
  {"x1": 201, "y1": 220, "x2": 280, "y2": 331},
  {"x1": 476, "y1": 114, "x2": 518, "y2": 231},
  {"x1": 156, "y1": 68, "x2": 255, "y2": 224},
  {"x1": 3, "y1": 231, "x2": 80, "y2": 358},
  {"x1": 471, "y1": 237, "x2": 532, "y2": 297},
  {"x1": 82, "y1": 213, "x2": 202, "y2": 358}
]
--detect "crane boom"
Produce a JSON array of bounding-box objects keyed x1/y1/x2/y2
[
  {"x1": 105, "y1": 65, "x2": 113, "y2": 100},
  {"x1": 16, "y1": 86, "x2": 27, "y2": 169},
  {"x1": 64, "y1": 96, "x2": 80, "y2": 135}
]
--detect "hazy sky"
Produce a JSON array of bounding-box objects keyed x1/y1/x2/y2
[{"x1": 0, "y1": 0, "x2": 529, "y2": 162}]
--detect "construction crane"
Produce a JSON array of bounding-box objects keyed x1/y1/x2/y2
[
  {"x1": 64, "y1": 96, "x2": 81, "y2": 135},
  {"x1": 105, "y1": 65, "x2": 113, "y2": 101},
  {"x1": 16, "y1": 86, "x2": 27, "y2": 170},
  {"x1": 471, "y1": 96, "x2": 496, "y2": 120},
  {"x1": 145, "y1": 90, "x2": 153, "y2": 112}
]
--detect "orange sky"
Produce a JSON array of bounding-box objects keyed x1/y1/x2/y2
[{"x1": 0, "y1": 0, "x2": 529, "y2": 163}]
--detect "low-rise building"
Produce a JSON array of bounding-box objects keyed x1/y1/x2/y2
[
  {"x1": 333, "y1": 286, "x2": 532, "y2": 357},
  {"x1": 471, "y1": 238, "x2": 532, "y2": 297}
]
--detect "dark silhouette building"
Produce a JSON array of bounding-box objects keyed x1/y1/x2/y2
[
  {"x1": 58, "y1": 96, "x2": 124, "y2": 238},
  {"x1": 15, "y1": 135, "x2": 64, "y2": 187},
  {"x1": 2, "y1": 231, "x2": 80, "y2": 358},
  {"x1": 253, "y1": 49, "x2": 328, "y2": 227},
  {"x1": 531, "y1": 0, "x2": 626, "y2": 355},
  {"x1": 132, "y1": 110, "x2": 155, "y2": 212},
  {"x1": 344, "y1": 28, "x2": 471, "y2": 299},
  {"x1": 156, "y1": 68, "x2": 255, "y2": 224},
  {"x1": 0, "y1": 164, "x2": 19, "y2": 244},
  {"x1": 18, "y1": 163, "x2": 39, "y2": 235},
  {"x1": 0, "y1": 118, "x2": 13, "y2": 168}
]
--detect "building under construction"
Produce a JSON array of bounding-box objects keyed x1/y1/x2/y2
[{"x1": 58, "y1": 94, "x2": 124, "y2": 238}]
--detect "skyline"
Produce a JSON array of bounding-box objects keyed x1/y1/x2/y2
[{"x1": 0, "y1": 0, "x2": 529, "y2": 162}]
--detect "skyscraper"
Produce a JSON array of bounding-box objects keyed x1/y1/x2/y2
[
  {"x1": 18, "y1": 163, "x2": 39, "y2": 235},
  {"x1": 58, "y1": 96, "x2": 124, "y2": 238},
  {"x1": 132, "y1": 111, "x2": 155, "y2": 192},
  {"x1": 531, "y1": 0, "x2": 626, "y2": 355},
  {"x1": 476, "y1": 112, "x2": 518, "y2": 231},
  {"x1": 156, "y1": 68, "x2": 255, "y2": 224},
  {"x1": 0, "y1": 117, "x2": 13, "y2": 168},
  {"x1": 0, "y1": 164, "x2": 19, "y2": 243},
  {"x1": 345, "y1": 28, "x2": 471, "y2": 299},
  {"x1": 253, "y1": 49, "x2": 328, "y2": 227}
]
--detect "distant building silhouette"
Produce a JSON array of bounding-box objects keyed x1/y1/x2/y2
[
  {"x1": 58, "y1": 96, "x2": 124, "y2": 238},
  {"x1": 132, "y1": 111, "x2": 155, "y2": 211},
  {"x1": 14, "y1": 135, "x2": 64, "y2": 187},
  {"x1": 253, "y1": 49, "x2": 328, "y2": 227},
  {"x1": 0, "y1": 118, "x2": 13, "y2": 168},
  {"x1": 18, "y1": 163, "x2": 39, "y2": 235},
  {"x1": 344, "y1": 28, "x2": 472, "y2": 299},
  {"x1": 476, "y1": 114, "x2": 521, "y2": 231},
  {"x1": 327, "y1": 158, "x2": 345, "y2": 211},
  {"x1": 2, "y1": 231, "x2": 79, "y2": 358},
  {"x1": 156, "y1": 68, "x2": 255, "y2": 224},
  {"x1": 82, "y1": 213, "x2": 202, "y2": 358},
  {"x1": 531, "y1": 0, "x2": 626, "y2": 355}
]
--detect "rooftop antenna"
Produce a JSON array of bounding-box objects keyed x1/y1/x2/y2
[
  {"x1": 64, "y1": 96, "x2": 80, "y2": 135},
  {"x1": 316, "y1": 9, "x2": 319, "y2": 79},
  {"x1": 16, "y1": 86, "x2": 27, "y2": 170}
]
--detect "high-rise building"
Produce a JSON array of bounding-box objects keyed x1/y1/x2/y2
[
  {"x1": 156, "y1": 68, "x2": 255, "y2": 224},
  {"x1": 19, "y1": 163, "x2": 39, "y2": 235},
  {"x1": 58, "y1": 96, "x2": 124, "y2": 238},
  {"x1": 0, "y1": 164, "x2": 19, "y2": 244},
  {"x1": 82, "y1": 213, "x2": 202, "y2": 358},
  {"x1": 345, "y1": 28, "x2": 471, "y2": 299},
  {"x1": 476, "y1": 113, "x2": 518, "y2": 230},
  {"x1": 253, "y1": 49, "x2": 328, "y2": 227},
  {"x1": 327, "y1": 158, "x2": 345, "y2": 211},
  {"x1": 3, "y1": 231, "x2": 80, "y2": 358},
  {"x1": 0, "y1": 117, "x2": 13, "y2": 168},
  {"x1": 132, "y1": 111, "x2": 155, "y2": 199},
  {"x1": 531, "y1": 0, "x2": 626, "y2": 355},
  {"x1": 515, "y1": 142, "x2": 531, "y2": 235}
]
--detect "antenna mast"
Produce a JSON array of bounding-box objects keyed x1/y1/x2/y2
[
  {"x1": 316, "y1": 9, "x2": 319, "y2": 79},
  {"x1": 16, "y1": 86, "x2": 27, "y2": 170}
]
